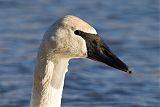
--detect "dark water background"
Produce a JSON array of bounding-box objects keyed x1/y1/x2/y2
[{"x1": 0, "y1": 0, "x2": 159, "y2": 107}]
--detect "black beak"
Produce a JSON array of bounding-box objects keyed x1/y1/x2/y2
[{"x1": 74, "y1": 30, "x2": 132, "y2": 74}]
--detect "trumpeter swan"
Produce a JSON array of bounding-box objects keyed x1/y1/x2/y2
[{"x1": 30, "y1": 15, "x2": 132, "y2": 107}]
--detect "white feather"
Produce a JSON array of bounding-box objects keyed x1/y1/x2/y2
[{"x1": 30, "y1": 15, "x2": 97, "y2": 107}]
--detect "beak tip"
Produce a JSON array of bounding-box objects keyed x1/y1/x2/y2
[
  {"x1": 122, "y1": 68, "x2": 133, "y2": 74},
  {"x1": 126, "y1": 69, "x2": 133, "y2": 74}
]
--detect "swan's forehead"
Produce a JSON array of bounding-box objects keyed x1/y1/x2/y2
[{"x1": 60, "y1": 15, "x2": 97, "y2": 34}]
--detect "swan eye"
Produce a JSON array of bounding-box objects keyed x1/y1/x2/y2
[{"x1": 74, "y1": 30, "x2": 82, "y2": 36}]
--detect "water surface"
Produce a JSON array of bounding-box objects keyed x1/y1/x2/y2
[{"x1": 0, "y1": 0, "x2": 159, "y2": 107}]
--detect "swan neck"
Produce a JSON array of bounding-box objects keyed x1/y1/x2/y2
[{"x1": 30, "y1": 53, "x2": 69, "y2": 107}]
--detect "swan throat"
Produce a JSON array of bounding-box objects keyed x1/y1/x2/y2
[{"x1": 30, "y1": 55, "x2": 69, "y2": 107}]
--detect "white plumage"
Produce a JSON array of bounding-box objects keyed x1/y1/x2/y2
[{"x1": 30, "y1": 15, "x2": 97, "y2": 107}]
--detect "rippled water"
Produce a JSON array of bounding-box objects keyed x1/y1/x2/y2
[{"x1": 0, "y1": 0, "x2": 159, "y2": 107}]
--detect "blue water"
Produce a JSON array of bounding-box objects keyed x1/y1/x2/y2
[{"x1": 0, "y1": 0, "x2": 159, "y2": 107}]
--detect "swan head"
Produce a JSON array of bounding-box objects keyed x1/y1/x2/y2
[{"x1": 43, "y1": 15, "x2": 132, "y2": 74}]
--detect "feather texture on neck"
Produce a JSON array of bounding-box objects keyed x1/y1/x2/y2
[{"x1": 30, "y1": 52, "x2": 69, "y2": 107}]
